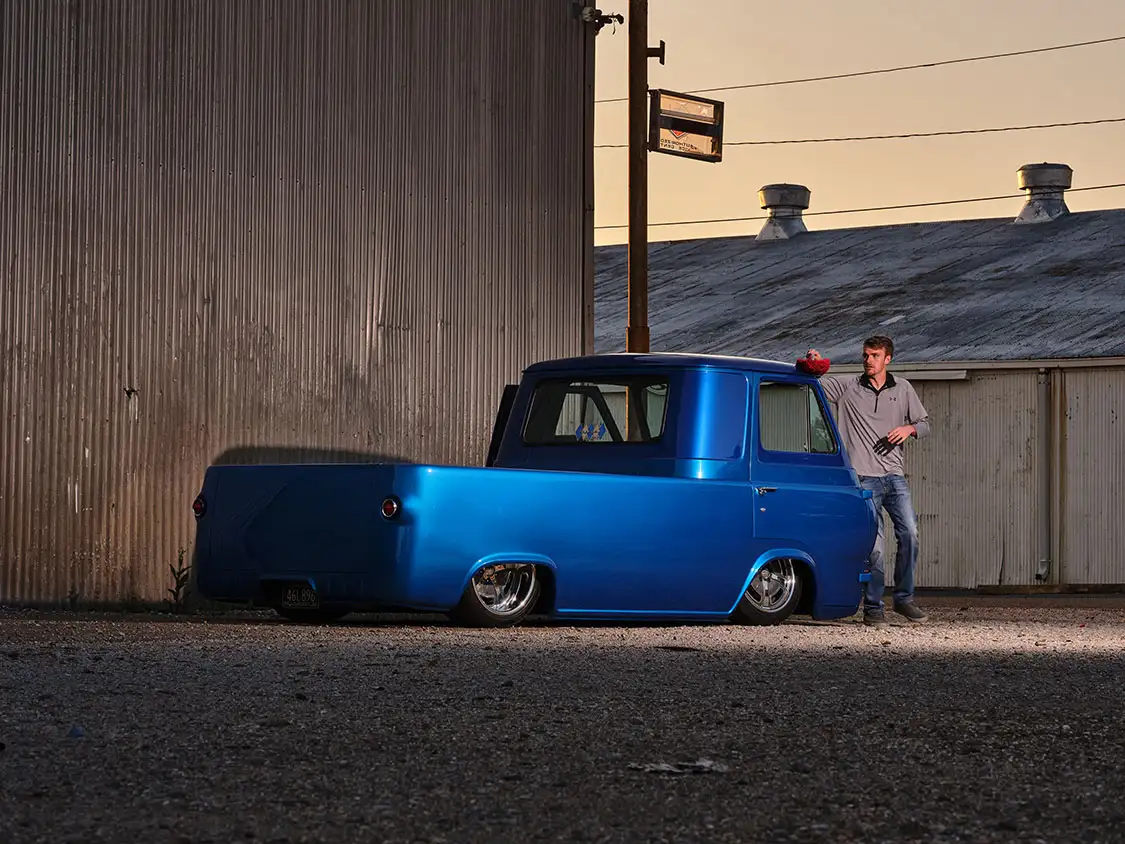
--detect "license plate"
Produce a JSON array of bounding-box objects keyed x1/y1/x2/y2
[{"x1": 281, "y1": 584, "x2": 318, "y2": 610}]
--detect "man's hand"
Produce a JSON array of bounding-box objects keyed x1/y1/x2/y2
[
  {"x1": 797, "y1": 348, "x2": 831, "y2": 377},
  {"x1": 886, "y1": 425, "x2": 917, "y2": 445}
]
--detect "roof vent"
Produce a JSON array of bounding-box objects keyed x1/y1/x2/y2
[
  {"x1": 1014, "y1": 163, "x2": 1072, "y2": 225},
  {"x1": 757, "y1": 183, "x2": 810, "y2": 241}
]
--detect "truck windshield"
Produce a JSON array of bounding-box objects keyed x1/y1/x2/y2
[{"x1": 523, "y1": 376, "x2": 670, "y2": 445}]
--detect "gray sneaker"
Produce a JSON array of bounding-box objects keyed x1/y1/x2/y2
[
  {"x1": 893, "y1": 602, "x2": 928, "y2": 622},
  {"x1": 863, "y1": 610, "x2": 886, "y2": 627}
]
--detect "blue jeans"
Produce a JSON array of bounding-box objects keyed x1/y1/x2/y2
[{"x1": 859, "y1": 474, "x2": 919, "y2": 612}]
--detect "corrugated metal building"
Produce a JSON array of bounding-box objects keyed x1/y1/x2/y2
[
  {"x1": 1, "y1": 0, "x2": 596, "y2": 605},
  {"x1": 594, "y1": 175, "x2": 1125, "y2": 589}
]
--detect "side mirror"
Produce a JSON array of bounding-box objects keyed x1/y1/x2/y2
[{"x1": 861, "y1": 489, "x2": 873, "y2": 500}]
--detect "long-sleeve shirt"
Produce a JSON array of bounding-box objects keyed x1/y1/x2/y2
[{"x1": 814, "y1": 370, "x2": 931, "y2": 478}]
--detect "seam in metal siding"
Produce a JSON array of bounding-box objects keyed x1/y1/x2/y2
[
  {"x1": 1060, "y1": 369, "x2": 1125, "y2": 584},
  {"x1": 856, "y1": 372, "x2": 1042, "y2": 589},
  {"x1": 1, "y1": 0, "x2": 592, "y2": 605}
]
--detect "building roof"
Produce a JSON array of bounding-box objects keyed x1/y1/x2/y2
[
  {"x1": 593, "y1": 208, "x2": 1125, "y2": 364},
  {"x1": 525, "y1": 352, "x2": 797, "y2": 375}
]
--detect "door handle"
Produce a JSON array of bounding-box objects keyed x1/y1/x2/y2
[{"x1": 755, "y1": 486, "x2": 777, "y2": 494}]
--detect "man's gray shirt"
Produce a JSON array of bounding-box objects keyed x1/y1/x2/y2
[{"x1": 818, "y1": 372, "x2": 931, "y2": 478}]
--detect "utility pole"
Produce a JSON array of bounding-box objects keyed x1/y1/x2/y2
[
  {"x1": 622, "y1": 6, "x2": 722, "y2": 352},
  {"x1": 626, "y1": 0, "x2": 650, "y2": 353}
]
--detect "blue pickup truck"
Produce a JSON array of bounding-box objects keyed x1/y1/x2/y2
[{"x1": 192, "y1": 353, "x2": 878, "y2": 627}]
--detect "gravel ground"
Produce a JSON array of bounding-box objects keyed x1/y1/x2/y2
[{"x1": 2, "y1": 602, "x2": 1124, "y2": 844}]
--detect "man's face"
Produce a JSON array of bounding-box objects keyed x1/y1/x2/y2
[{"x1": 862, "y1": 346, "x2": 891, "y2": 378}]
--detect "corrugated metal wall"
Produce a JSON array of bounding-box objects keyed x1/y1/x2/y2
[
  {"x1": 0, "y1": 0, "x2": 594, "y2": 605},
  {"x1": 861, "y1": 366, "x2": 1125, "y2": 589},
  {"x1": 863, "y1": 372, "x2": 1042, "y2": 589},
  {"x1": 1060, "y1": 369, "x2": 1125, "y2": 584}
]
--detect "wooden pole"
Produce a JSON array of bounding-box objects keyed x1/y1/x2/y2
[{"x1": 626, "y1": 0, "x2": 649, "y2": 353}]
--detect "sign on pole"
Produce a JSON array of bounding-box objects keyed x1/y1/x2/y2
[{"x1": 647, "y1": 89, "x2": 725, "y2": 163}]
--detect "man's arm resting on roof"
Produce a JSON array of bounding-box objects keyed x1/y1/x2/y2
[
  {"x1": 800, "y1": 348, "x2": 847, "y2": 402},
  {"x1": 817, "y1": 375, "x2": 847, "y2": 402}
]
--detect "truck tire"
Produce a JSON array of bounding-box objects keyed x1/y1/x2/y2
[
  {"x1": 730, "y1": 559, "x2": 802, "y2": 625},
  {"x1": 448, "y1": 563, "x2": 541, "y2": 628}
]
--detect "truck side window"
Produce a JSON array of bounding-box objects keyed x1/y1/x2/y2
[
  {"x1": 759, "y1": 381, "x2": 838, "y2": 455},
  {"x1": 523, "y1": 377, "x2": 670, "y2": 445}
]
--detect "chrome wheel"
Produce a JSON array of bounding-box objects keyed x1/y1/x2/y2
[
  {"x1": 744, "y1": 559, "x2": 798, "y2": 614},
  {"x1": 470, "y1": 563, "x2": 538, "y2": 617}
]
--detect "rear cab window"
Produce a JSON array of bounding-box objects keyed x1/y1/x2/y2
[{"x1": 523, "y1": 375, "x2": 670, "y2": 445}]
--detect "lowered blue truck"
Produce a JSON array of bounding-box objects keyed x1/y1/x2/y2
[{"x1": 192, "y1": 353, "x2": 878, "y2": 627}]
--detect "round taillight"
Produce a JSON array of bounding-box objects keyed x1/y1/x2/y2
[
  {"x1": 192, "y1": 495, "x2": 206, "y2": 518},
  {"x1": 380, "y1": 497, "x2": 400, "y2": 520}
]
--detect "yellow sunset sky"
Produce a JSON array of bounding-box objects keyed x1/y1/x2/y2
[{"x1": 592, "y1": 0, "x2": 1125, "y2": 245}]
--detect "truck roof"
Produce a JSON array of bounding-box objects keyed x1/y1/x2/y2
[{"x1": 524, "y1": 352, "x2": 799, "y2": 375}]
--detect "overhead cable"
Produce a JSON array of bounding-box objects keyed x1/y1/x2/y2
[
  {"x1": 592, "y1": 182, "x2": 1125, "y2": 230},
  {"x1": 595, "y1": 34, "x2": 1125, "y2": 104},
  {"x1": 593, "y1": 116, "x2": 1125, "y2": 148}
]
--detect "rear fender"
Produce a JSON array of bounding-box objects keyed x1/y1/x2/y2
[
  {"x1": 727, "y1": 548, "x2": 818, "y2": 615},
  {"x1": 460, "y1": 553, "x2": 558, "y2": 596}
]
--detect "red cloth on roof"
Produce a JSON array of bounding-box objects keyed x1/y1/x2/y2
[{"x1": 795, "y1": 357, "x2": 831, "y2": 377}]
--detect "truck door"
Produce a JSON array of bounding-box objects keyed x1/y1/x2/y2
[{"x1": 749, "y1": 376, "x2": 874, "y2": 611}]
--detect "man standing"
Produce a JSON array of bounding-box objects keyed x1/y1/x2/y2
[{"x1": 803, "y1": 337, "x2": 931, "y2": 626}]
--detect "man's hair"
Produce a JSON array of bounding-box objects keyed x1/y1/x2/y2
[{"x1": 862, "y1": 335, "x2": 894, "y2": 358}]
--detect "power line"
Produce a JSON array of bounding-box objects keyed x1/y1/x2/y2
[
  {"x1": 595, "y1": 34, "x2": 1125, "y2": 104},
  {"x1": 592, "y1": 182, "x2": 1125, "y2": 230},
  {"x1": 594, "y1": 116, "x2": 1125, "y2": 148}
]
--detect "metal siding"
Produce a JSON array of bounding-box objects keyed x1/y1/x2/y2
[
  {"x1": 871, "y1": 372, "x2": 1042, "y2": 589},
  {"x1": 1, "y1": 0, "x2": 592, "y2": 604},
  {"x1": 1060, "y1": 369, "x2": 1125, "y2": 584}
]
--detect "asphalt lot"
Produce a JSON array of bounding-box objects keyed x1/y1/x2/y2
[{"x1": 2, "y1": 600, "x2": 1124, "y2": 844}]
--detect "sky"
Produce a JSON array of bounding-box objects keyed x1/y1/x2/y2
[{"x1": 592, "y1": 0, "x2": 1125, "y2": 246}]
